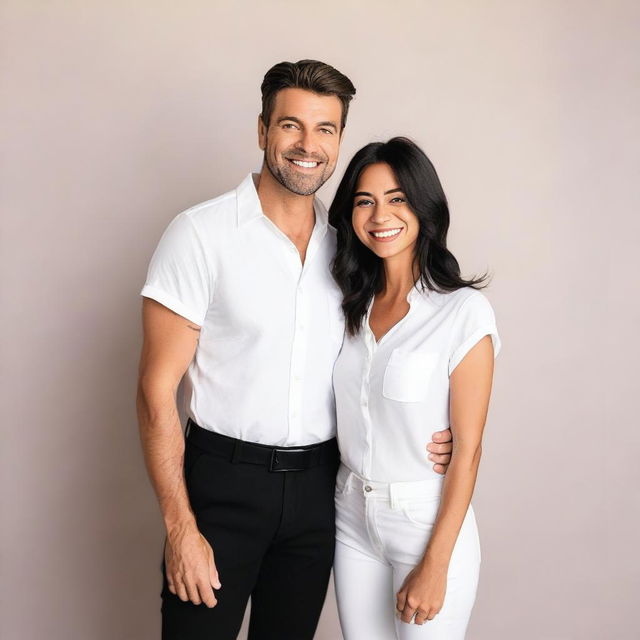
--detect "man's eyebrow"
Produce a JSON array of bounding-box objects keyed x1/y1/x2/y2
[
  {"x1": 277, "y1": 116, "x2": 303, "y2": 125},
  {"x1": 276, "y1": 116, "x2": 338, "y2": 130},
  {"x1": 353, "y1": 188, "x2": 404, "y2": 197}
]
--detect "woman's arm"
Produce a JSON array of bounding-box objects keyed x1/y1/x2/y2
[{"x1": 396, "y1": 334, "x2": 495, "y2": 625}]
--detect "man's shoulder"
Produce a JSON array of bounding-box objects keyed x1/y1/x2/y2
[{"x1": 180, "y1": 186, "x2": 238, "y2": 225}]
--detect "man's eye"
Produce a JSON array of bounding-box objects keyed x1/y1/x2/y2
[
  {"x1": 320, "y1": 128, "x2": 334, "y2": 135},
  {"x1": 283, "y1": 123, "x2": 298, "y2": 129}
]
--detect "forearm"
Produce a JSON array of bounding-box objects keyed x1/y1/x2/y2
[
  {"x1": 420, "y1": 443, "x2": 481, "y2": 568},
  {"x1": 137, "y1": 381, "x2": 196, "y2": 533}
]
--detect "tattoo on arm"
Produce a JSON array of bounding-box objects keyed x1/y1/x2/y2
[{"x1": 165, "y1": 309, "x2": 201, "y2": 333}]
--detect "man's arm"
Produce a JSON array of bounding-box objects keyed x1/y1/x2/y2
[{"x1": 136, "y1": 297, "x2": 220, "y2": 608}]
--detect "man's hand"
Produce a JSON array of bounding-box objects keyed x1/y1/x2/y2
[
  {"x1": 137, "y1": 299, "x2": 220, "y2": 606},
  {"x1": 165, "y1": 521, "x2": 221, "y2": 607},
  {"x1": 427, "y1": 428, "x2": 452, "y2": 475}
]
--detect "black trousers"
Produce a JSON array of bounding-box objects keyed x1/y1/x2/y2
[{"x1": 161, "y1": 423, "x2": 340, "y2": 640}]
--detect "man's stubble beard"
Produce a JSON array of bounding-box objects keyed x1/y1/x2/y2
[{"x1": 263, "y1": 141, "x2": 334, "y2": 196}]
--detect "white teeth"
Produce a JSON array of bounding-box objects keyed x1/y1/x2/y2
[
  {"x1": 372, "y1": 229, "x2": 402, "y2": 238},
  {"x1": 291, "y1": 160, "x2": 318, "y2": 168}
]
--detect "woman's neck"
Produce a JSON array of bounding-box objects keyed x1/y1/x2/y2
[{"x1": 380, "y1": 252, "x2": 419, "y2": 302}]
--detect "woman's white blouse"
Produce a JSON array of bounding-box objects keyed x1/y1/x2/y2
[{"x1": 333, "y1": 286, "x2": 501, "y2": 483}]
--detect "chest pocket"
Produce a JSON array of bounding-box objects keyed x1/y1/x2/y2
[{"x1": 382, "y1": 348, "x2": 439, "y2": 402}]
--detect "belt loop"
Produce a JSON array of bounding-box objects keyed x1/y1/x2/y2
[
  {"x1": 231, "y1": 440, "x2": 242, "y2": 464},
  {"x1": 389, "y1": 483, "x2": 400, "y2": 510},
  {"x1": 344, "y1": 472, "x2": 355, "y2": 494}
]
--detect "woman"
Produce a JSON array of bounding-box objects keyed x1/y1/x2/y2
[{"x1": 329, "y1": 137, "x2": 501, "y2": 639}]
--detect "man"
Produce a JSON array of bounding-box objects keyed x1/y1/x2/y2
[{"x1": 137, "y1": 59, "x2": 453, "y2": 640}]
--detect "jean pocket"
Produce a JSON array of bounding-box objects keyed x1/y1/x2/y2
[
  {"x1": 399, "y1": 496, "x2": 441, "y2": 528},
  {"x1": 382, "y1": 348, "x2": 439, "y2": 402},
  {"x1": 466, "y1": 504, "x2": 482, "y2": 564}
]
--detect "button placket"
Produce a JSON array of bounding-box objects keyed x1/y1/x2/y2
[
  {"x1": 288, "y1": 277, "x2": 308, "y2": 440},
  {"x1": 360, "y1": 329, "x2": 376, "y2": 478}
]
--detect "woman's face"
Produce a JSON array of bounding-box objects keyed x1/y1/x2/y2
[{"x1": 351, "y1": 162, "x2": 420, "y2": 261}]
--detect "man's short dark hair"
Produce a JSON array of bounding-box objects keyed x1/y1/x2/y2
[{"x1": 261, "y1": 59, "x2": 356, "y2": 130}]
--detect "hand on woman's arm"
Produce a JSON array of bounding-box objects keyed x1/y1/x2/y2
[{"x1": 396, "y1": 334, "x2": 495, "y2": 625}]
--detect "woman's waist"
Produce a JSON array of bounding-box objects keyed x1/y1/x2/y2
[{"x1": 336, "y1": 462, "x2": 444, "y2": 505}]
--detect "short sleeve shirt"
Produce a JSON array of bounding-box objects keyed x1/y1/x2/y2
[
  {"x1": 333, "y1": 286, "x2": 501, "y2": 482},
  {"x1": 141, "y1": 173, "x2": 345, "y2": 446}
]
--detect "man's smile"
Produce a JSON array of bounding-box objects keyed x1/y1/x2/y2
[
  {"x1": 290, "y1": 159, "x2": 319, "y2": 168},
  {"x1": 286, "y1": 157, "x2": 322, "y2": 170}
]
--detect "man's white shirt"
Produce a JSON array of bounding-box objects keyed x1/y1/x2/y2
[{"x1": 141, "y1": 173, "x2": 345, "y2": 446}]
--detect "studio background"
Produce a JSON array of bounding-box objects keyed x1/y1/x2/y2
[{"x1": 2, "y1": 1, "x2": 638, "y2": 639}]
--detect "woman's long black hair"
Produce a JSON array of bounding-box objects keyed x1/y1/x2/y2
[{"x1": 329, "y1": 137, "x2": 488, "y2": 336}]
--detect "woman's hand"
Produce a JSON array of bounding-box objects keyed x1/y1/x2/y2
[{"x1": 395, "y1": 561, "x2": 447, "y2": 625}]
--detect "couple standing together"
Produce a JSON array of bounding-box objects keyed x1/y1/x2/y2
[{"x1": 137, "y1": 59, "x2": 501, "y2": 640}]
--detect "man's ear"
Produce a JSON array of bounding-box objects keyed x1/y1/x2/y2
[{"x1": 258, "y1": 114, "x2": 267, "y2": 151}]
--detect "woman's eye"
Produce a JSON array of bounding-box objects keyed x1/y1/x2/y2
[
  {"x1": 355, "y1": 199, "x2": 373, "y2": 207},
  {"x1": 390, "y1": 196, "x2": 406, "y2": 203}
]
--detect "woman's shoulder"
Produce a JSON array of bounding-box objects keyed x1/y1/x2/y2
[{"x1": 424, "y1": 286, "x2": 491, "y2": 313}]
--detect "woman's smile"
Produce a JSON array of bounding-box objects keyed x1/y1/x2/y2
[{"x1": 368, "y1": 227, "x2": 404, "y2": 241}]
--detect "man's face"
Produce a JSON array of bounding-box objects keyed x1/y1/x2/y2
[{"x1": 258, "y1": 88, "x2": 343, "y2": 196}]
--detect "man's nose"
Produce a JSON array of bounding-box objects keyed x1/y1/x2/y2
[{"x1": 293, "y1": 130, "x2": 318, "y2": 156}]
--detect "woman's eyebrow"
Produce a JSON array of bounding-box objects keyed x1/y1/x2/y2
[{"x1": 353, "y1": 188, "x2": 403, "y2": 197}]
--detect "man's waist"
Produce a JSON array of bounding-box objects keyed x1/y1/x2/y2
[{"x1": 186, "y1": 418, "x2": 339, "y2": 472}]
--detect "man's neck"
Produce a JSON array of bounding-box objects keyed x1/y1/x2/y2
[
  {"x1": 256, "y1": 167, "x2": 316, "y2": 262},
  {"x1": 256, "y1": 166, "x2": 316, "y2": 234}
]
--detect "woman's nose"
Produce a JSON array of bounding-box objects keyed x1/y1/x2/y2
[{"x1": 370, "y1": 205, "x2": 391, "y2": 224}]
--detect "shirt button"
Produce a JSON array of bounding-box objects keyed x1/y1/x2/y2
[{"x1": 364, "y1": 485, "x2": 372, "y2": 493}]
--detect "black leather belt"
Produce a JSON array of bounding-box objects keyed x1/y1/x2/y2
[{"x1": 186, "y1": 418, "x2": 339, "y2": 472}]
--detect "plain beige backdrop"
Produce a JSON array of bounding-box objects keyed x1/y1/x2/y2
[{"x1": 2, "y1": 1, "x2": 639, "y2": 639}]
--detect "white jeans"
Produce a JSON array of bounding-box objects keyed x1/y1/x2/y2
[{"x1": 333, "y1": 464, "x2": 481, "y2": 640}]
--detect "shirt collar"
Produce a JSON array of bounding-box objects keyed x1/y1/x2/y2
[
  {"x1": 236, "y1": 172, "x2": 329, "y2": 231},
  {"x1": 364, "y1": 283, "x2": 425, "y2": 324},
  {"x1": 407, "y1": 285, "x2": 422, "y2": 304},
  {"x1": 236, "y1": 173, "x2": 264, "y2": 227}
]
